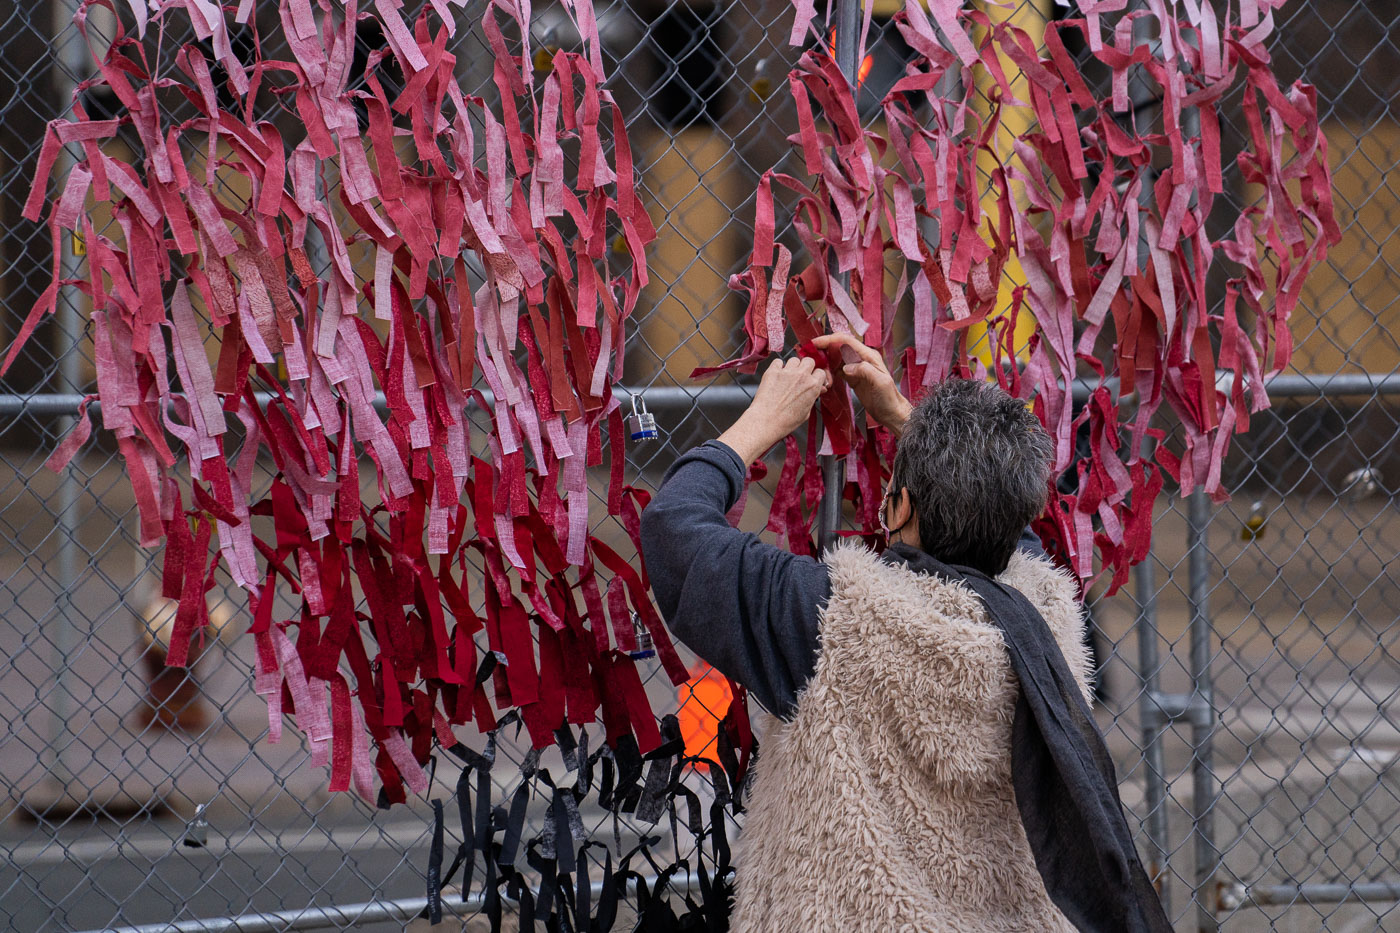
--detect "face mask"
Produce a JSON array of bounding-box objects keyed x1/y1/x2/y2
[{"x1": 879, "y1": 484, "x2": 908, "y2": 546}]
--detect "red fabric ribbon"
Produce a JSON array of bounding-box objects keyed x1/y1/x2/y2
[
  {"x1": 694, "y1": 0, "x2": 1336, "y2": 596},
  {"x1": 13, "y1": 0, "x2": 693, "y2": 800}
]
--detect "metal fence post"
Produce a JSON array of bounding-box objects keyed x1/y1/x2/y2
[
  {"x1": 46, "y1": 0, "x2": 88, "y2": 790},
  {"x1": 1134, "y1": 553, "x2": 1172, "y2": 906},
  {"x1": 1186, "y1": 486, "x2": 1220, "y2": 932},
  {"x1": 817, "y1": 0, "x2": 861, "y2": 555}
]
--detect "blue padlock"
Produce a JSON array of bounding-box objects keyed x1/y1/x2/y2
[
  {"x1": 628, "y1": 611, "x2": 656, "y2": 661},
  {"x1": 627, "y1": 395, "x2": 659, "y2": 442}
]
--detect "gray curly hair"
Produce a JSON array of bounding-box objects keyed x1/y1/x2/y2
[{"x1": 890, "y1": 378, "x2": 1054, "y2": 575}]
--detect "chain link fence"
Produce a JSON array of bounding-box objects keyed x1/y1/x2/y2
[{"x1": 1, "y1": 1, "x2": 1398, "y2": 931}]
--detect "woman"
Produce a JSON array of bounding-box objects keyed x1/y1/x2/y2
[{"x1": 641, "y1": 335, "x2": 1170, "y2": 932}]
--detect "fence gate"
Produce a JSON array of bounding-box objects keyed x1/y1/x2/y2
[{"x1": 1, "y1": 1, "x2": 1399, "y2": 932}]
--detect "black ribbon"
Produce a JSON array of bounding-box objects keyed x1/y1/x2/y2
[
  {"x1": 417, "y1": 664, "x2": 745, "y2": 929},
  {"x1": 498, "y1": 780, "x2": 531, "y2": 869},
  {"x1": 425, "y1": 799, "x2": 445, "y2": 924}
]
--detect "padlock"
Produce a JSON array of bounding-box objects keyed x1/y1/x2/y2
[
  {"x1": 747, "y1": 58, "x2": 773, "y2": 105},
  {"x1": 183, "y1": 803, "x2": 210, "y2": 848},
  {"x1": 629, "y1": 611, "x2": 655, "y2": 661},
  {"x1": 532, "y1": 46, "x2": 558, "y2": 73},
  {"x1": 1240, "y1": 501, "x2": 1267, "y2": 542},
  {"x1": 627, "y1": 395, "x2": 659, "y2": 443},
  {"x1": 1343, "y1": 466, "x2": 1382, "y2": 502}
]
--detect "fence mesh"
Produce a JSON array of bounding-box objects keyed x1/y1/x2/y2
[{"x1": 1, "y1": 1, "x2": 1398, "y2": 931}]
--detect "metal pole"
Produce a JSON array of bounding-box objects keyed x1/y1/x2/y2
[
  {"x1": 1117, "y1": 7, "x2": 1178, "y2": 908},
  {"x1": 1186, "y1": 486, "x2": 1219, "y2": 932},
  {"x1": 0, "y1": 386, "x2": 755, "y2": 419},
  {"x1": 1224, "y1": 881, "x2": 1400, "y2": 909},
  {"x1": 79, "y1": 873, "x2": 702, "y2": 933},
  {"x1": 1158, "y1": 7, "x2": 1220, "y2": 916},
  {"x1": 834, "y1": 0, "x2": 861, "y2": 81},
  {"x1": 2, "y1": 372, "x2": 1387, "y2": 419},
  {"x1": 817, "y1": 0, "x2": 861, "y2": 555},
  {"x1": 87, "y1": 898, "x2": 473, "y2": 933},
  {"x1": 817, "y1": 455, "x2": 844, "y2": 554},
  {"x1": 48, "y1": 0, "x2": 89, "y2": 789},
  {"x1": 1134, "y1": 555, "x2": 1171, "y2": 907}
]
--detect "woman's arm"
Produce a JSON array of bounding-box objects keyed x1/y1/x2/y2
[
  {"x1": 641, "y1": 442, "x2": 831, "y2": 718},
  {"x1": 641, "y1": 358, "x2": 835, "y2": 718}
]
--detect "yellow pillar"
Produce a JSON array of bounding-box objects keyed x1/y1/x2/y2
[
  {"x1": 968, "y1": 0, "x2": 1049, "y2": 368},
  {"x1": 637, "y1": 129, "x2": 741, "y2": 384}
]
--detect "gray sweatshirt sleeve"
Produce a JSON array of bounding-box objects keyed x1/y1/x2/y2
[{"x1": 640, "y1": 441, "x2": 829, "y2": 719}]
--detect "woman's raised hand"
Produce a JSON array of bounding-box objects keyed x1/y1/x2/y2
[
  {"x1": 811, "y1": 333, "x2": 912, "y2": 436},
  {"x1": 717, "y1": 356, "x2": 833, "y2": 464}
]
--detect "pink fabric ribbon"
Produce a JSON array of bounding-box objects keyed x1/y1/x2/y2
[{"x1": 12, "y1": 0, "x2": 690, "y2": 798}]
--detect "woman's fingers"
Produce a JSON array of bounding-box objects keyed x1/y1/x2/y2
[
  {"x1": 843, "y1": 360, "x2": 888, "y2": 391},
  {"x1": 762, "y1": 357, "x2": 795, "y2": 381},
  {"x1": 813, "y1": 332, "x2": 883, "y2": 368},
  {"x1": 731, "y1": 355, "x2": 843, "y2": 455},
  {"x1": 759, "y1": 358, "x2": 829, "y2": 401},
  {"x1": 843, "y1": 360, "x2": 873, "y2": 380}
]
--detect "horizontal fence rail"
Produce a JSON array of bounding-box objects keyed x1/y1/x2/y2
[
  {"x1": 74, "y1": 874, "x2": 702, "y2": 933},
  {"x1": 4, "y1": 370, "x2": 1396, "y2": 418}
]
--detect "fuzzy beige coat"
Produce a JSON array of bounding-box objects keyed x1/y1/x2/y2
[{"x1": 732, "y1": 543, "x2": 1092, "y2": 933}]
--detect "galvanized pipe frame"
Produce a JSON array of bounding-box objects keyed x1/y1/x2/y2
[
  {"x1": 47, "y1": 0, "x2": 92, "y2": 798},
  {"x1": 1133, "y1": 426, "x2": 1172, "y2": 910},
  {"x1": 1133, "y1": 564, "x2": 1173, "y2": 893},
  {"x1": 19, "y1": 369, "x2": 1397, "y2": 930},
  {"x1": 77, "y1": 873, "x2": 703, "y2": 933},
  {"x1": 5, "y1": 371, "x2": 1396, "y2": 418},
  {"x1": 1221, "y1": 881, "x2": 1400, "y2": 909},
  {"x1": 11, "y1": 372, "x2": 1399, "y2": 929},
  {"x1": 815, "y1": 0, "x2": 862, "y2": 558},
  {"x1": 1185, "y1": 486, "x2": 1221, "y2": 933}
]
